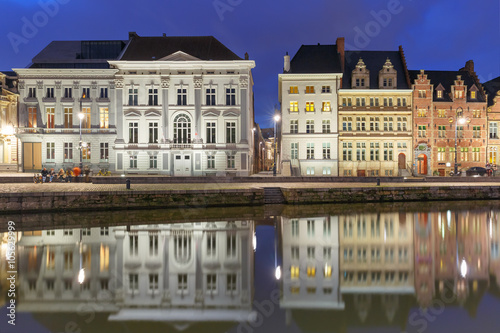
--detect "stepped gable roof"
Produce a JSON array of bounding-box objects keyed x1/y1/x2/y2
[
  {"x1": 482, "y1": 76, "x2": 500, "y2": 106},
  {"x1": 120, "y1": 35, "x2": 242, "y2": 61},
  {"x1": 342, "y1": 50, "x2": 409, "y2": 89},
  {"x1": 288, "y1": 44, "x2": 342, "y2": 74},
  {"x1": 409, "y1": 69, "x2": 486, "y2": 103}
]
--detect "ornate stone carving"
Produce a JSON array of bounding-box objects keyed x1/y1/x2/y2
[
  {"x1": 194, "y1": 77, "x2": 203, "y2": 89},
  {"x1": 36, "y1": 81, "x2": 43, "y2": 89},
  {"x1": 109, "y1": 81, "x2": 115, "y2": 90},
  {"x1": 239, "y1": 76, "x2": 248, "y2": 88},
  {"x1": 91, "y1": 81, "x2": 98, "y2": 89},
  {"x1": 18, "y1": 80, "x2": 25, "y2": 90},
  {"x1": 55, "y1": 81, "x2": 61, "y2": 89},
  {"x1": 115, "y1": 79, "x2": 124, "y2": 88},
  {"x1": 161, "y1": 78, "x2": 170, "y2": 88},
  {"x1": 73, "y1": 81, "x2": 80, "y2": 89}
]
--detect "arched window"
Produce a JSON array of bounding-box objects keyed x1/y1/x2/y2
[{"x1": 173, "y1": 114, "x2": 191, "y2": 144}]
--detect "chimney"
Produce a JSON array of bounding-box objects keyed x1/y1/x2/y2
[
  {"x1": 336, "y1": 37, "x2": 345, "y2": 72},
  {"x1": 245, "y1": 52, "x2": 249, "y2": 60},
  {"x1": 284, "y1": 52, "x2": 290, "y2": 72},
  {"x1": 162, "y1": 33, "x2": 166, "y2": 37},
  {"x1": 129, "y1": 31, "x2": 139, "y2": 39}
]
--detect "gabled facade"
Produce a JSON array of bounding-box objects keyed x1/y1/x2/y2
[
  {"x1": 279, "y1": 39, "x2": 343, "y2": 176},
  {"x1": 109, "y1": 33, "x2": 255, "y2": 176},
  {"x1": 410, "y1": 61, "x2": 487, "y2": 176},
  {"x1": 0, "y1": 71, "x2": 19, "y2": 167},
  {"x1": 338, "y1": 48, "x2": 413, "y2": 177}
]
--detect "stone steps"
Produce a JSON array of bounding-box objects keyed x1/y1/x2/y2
[
  {"x1": 0, "y1": 163, "x2": 17, "y2": 172},
  {"x1": 264, "y1": 187, "x2": 285, "y2": 204}
]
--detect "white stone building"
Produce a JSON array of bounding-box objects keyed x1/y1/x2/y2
[
  {"x1": 278, "y1": 39, "x2": 344, "y2": 176},
  {"x1": 14, "y1": 33, "x2": 256, "y2": 176},
  {"x1": 14, "y1": 40, "x2": 125, "y2": 172},
  {"x1": 17, "y1": 220, "x2": 255, "y2": 326}
]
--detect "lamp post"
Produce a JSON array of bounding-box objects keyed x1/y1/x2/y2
[
  {"x1": 273, "y1": 115, "x2": 280, "y2": 176},
  {"x1": 78, "y1": 112, "x2": 84, "y2": 170},
  {"x1": 453, "y1": 107, "x2": 466, "y2": 176},
  {"x1": 78, "y1": 229, "x2": 85, "y2": 284}
]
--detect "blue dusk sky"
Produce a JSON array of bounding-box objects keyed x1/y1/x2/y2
[{"x1": 1, "y1": 0, "x2": 499, "y2": 129}]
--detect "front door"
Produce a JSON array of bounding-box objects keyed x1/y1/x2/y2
[
  {"x1": 398, "y1": 153, "x2": 406, "y2": 170},
  {"x1": 23, "y1": 142, "x2": 42, "y2": 171},
  {"x1": 417, "y1": 154, "x2": 428, "y2": 175},
  {"x1": 357, "y1": 170, "x2": 366, "y2": 177},
  {"x1": 174, "y1": 154, "x2": 191, "y2": 176}
]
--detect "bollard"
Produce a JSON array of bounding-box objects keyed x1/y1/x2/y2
[
  {"x1": 126, "y1": 178, "x2": 131, "y2": 190},
  {"x1": 376, "y1": 178, "x2": 380, "y2": 186}
]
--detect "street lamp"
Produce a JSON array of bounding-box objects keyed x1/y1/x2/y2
[
  {"x1": 78, "y1": 112, "x2": 84, "y2": 170},
  {"x1": 273, "y1": 114, "x2": 280, "y2": 176},
  {"x1": 453, "y1": 107, "x2": 466, "y2": 176},
  {"x1": 78, "y1": 229, "x2": 85, "y2": 284}
]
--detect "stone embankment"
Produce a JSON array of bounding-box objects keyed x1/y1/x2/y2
[{"x1": 1, "y1": 182, "x2": 500, "y2": 213}]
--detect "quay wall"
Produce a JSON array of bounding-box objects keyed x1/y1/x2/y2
[{"x1": 1, "y1": 185, "x2": 500, "y2": 213}]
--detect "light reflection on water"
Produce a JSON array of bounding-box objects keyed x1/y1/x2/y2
[{"x1": 1, "y1": 201, "x2": 500, "y2": 333}]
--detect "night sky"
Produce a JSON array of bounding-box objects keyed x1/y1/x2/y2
[{"x1": 1, "y1": 0, "x2": 499, "y2": 128}]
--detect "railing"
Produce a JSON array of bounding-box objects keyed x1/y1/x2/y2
[
  {"x1": 406, "y1": 162, "x2": 414, "y2": 176},
  {"x1": 18, "y1": 127, "x2": 116, "y2": 134}
]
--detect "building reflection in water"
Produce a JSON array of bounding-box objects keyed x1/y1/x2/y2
[
  {"x1": 15, "y1": 221, "x2": 255, "y2": 329},
  {"x1": 3, "y1": 205, "x2": 500, "y2": 332},
  {"x1": 278, "y1": 208, "x2": 500, "y2": 331}
]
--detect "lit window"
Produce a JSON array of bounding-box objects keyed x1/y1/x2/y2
[
  {"x1": 305, "y1": 86, "x2": 315, "y2": 94},
  {"x1": 305, "y1": 102, "x2": 315, "y2": 112},
  {"x1": 289, "y1": 101, "x2": 298, "y2": 112},
  {"x1": 322, "y1": 101, "x2": 331, "y2": 111},
  {"x1": 471, "y1": 91, "x2": 476, "y2": 99},
  {"x1": 289, "y1": 86, "x2": 298, "y2": 94}
]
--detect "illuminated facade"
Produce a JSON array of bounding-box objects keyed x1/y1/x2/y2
[
  {"x1": 338, "y1": 49, "x2": 413, "y2": 177},
  {"x1": 483, "y1": 76, "x2": 500, "y2": 166},
  {"x1": 410, "y1": 61, "x2": 487, "y2": 176},
  {"x1": 0, "y1": 71, "x2": 18, "y2": 167},
  {"x1": 17, "y1": 221, "x2": 255, "y2": 325},
  {"x1": 109, "y1": 33, "x2": 255, "y2": 176},
  {"x1": 14, "y1": 40, "x2": 124, "y2": 172},
  {"x1": 279, "y1": 216, "x2": 342, "y2": 310},
  {"x1": 278, "y1": 39, "x2": 343, "y2": 176}
]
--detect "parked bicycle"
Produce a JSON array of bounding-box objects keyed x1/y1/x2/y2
[{"x1": 33, "y1": 173, "x2": 42, "y2": 183}]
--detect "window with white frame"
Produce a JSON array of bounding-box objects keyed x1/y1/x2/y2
[
  {"x1": 149, "y1": 122, "x2": 158, "y2": 143},
  {"x1": 227, "y1": 232, "x2": 236, "y2": 257},
  {"x1": 99, "y1": 107, "x2": 109, "y2": 129},
  {"x1": 207, "y1": 155, "x2": 215, "y2": 169},
  {"x1": 129, "y1": 234, "x2": 138, "y2": 255},
  {"x1": 149, "y1": 234, "x2": 158, "y2": 255},
  {"x1": 64, "y1": 107, "x2": 72, "y2": 129},
  {"x1": 206, "y1": 122, "x2": 216, "y2": 143},
  {"x1": 226, "y1": 274, "x2": 237, "y2": 293},
  {"x1": 46, "y1": 142, "x2": 55, "y2": 162},
  {"x1": 64, "y1": 143, "x2": 73, "y2": 162},
  {"x1": 177, "y1": 87, "x2": 187, "y2": 105},
  {"x1": 306, "y1": 120, "x2": 314, "y2": 133},
  {"x1": 100, "y1": 87, "x2": 108, "y2": 99},
  {"x1": 148, "y1": 88, "x2": 158, "y2": 106},
  {"x1": 64, "y1": 87, "x2": 72, "y2": 98},
  {"x1": 306, "y1": 143, "x2": 314, "y2": 159},
  {"x1": 149, "y1": 155, "x2": 158, "y2": 169},
  {"x1": 129, "y1": 274, "x2": 138, "y2": 293},
  {"x1": 323, "y1": 142, "x2": 331, "y2": 159},
  {"x1": 322, "y1": 120, "x2": 330, "y2": 133},
  {"x1": 129, "y1": 155, "x2": 137, "y2": 169},
  {"x1": 128, "y1": 87, "x2": 138, "y2": 106},
  {"x1": 178, "y1": 274, "x2": 188, "y2": 292},
  {"x1": 207, "y1": 232, "x2": 216, "y2": 256},
  {"x1": 226, "y1": 87, "x2": 236, "y2": 105},
  {"x1": 149, "y1": 274, "x2": 159, "y2": 292},
  {"x1": 207, "y1": 274, "x2": 217, "y2": 292},
  {"x1": 82, "y1": 143, "x2": 91, "y2": 161},
  {"x1": 100, "y1": 143, "x2": 109, "y2": 161},
  {"x1": 291, "y1": 143, "x2": 298, "y2": 159},
  {"x1": 173, "y1": 114, "x2": 192, "y2": 144},
  {"x1": 46, "y1": 107, "x2": 55, "y2": 128},
  {"x1": 323, "y1": 167, "x2": 331, "y2": 175},
  {"x1": 129, "y1": 123, "x2": 138, "y2": 143},
  {"x1": 226, "y1": 122, "x2": 236, "y2": 143},
  {"x1": 290, "y1": 119, "x2": 298, "y2": 133},
  {"x1": 206, "y1": 88, "x2": 216, "y2": 105},
  {"x1": 46, "y1": 87, "x2": 54, "y2": 98},
  {"x1": 227, "y1": 155, "x2": 235, "y2": 169}
]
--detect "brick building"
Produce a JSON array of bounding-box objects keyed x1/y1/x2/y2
[{"x1": 410, "y1": 61, "x2": 487, "y2": 176}]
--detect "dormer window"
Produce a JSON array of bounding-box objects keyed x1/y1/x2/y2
[
  {"x1": 379, "y1": 58, "x2": 397, "y2": 89},
  {"x1": 471, "y1": 91, "x2": 476, "y2": 99},
  {"x1": 437, "y1": 91, "x2": 442, "y2": 99},
  {"x1": 455, "y1": 90, "x2": 464, "y2": 99},
  {"x1": 352, "y1": 58, "x2": 369, "y2": 89}
]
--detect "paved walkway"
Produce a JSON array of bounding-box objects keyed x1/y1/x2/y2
[{"x1": 1, "y1": 181, "x2": 499, "y2": 193}]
